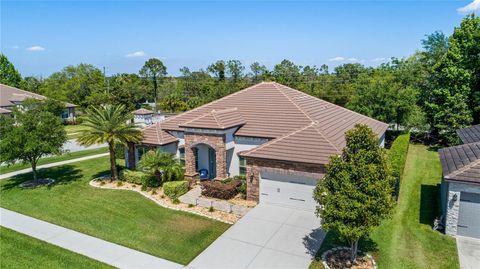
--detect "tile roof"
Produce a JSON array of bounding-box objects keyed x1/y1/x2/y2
[
  {"x1": 457, "y1": 124, "x2": 480, "y2": 144},
  {"x1": 180, "y1": 108, "x2": 245, "y2": 130},
  {"x1": 141, "y1": 123, "x2": 178, "y2": 146},
  {"x1": 0, "y1": 84, "x2": 76, "y2": 108},
  {"x1": 133, "y1": 108, "x2": 154, "y2": 115},
  {"x1": 439, "y1": 142, "x2": 480, "y2": 184},
  {"x1": 0, "y1": 107, "x2": 11, "y2": 114},
  {"x1": 141, "y1": 82, "x2": 389, "y2": 164},
  {"x1": 240, "y1": 122, "x2": 341, "y2": 164}
]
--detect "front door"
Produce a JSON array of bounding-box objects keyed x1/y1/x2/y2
[{"x1": 208, "y1": 148, "x2": 216, "y2": 179}]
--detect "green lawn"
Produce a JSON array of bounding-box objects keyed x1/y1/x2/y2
[
  {"x1": 0, "y1": 226, "x2": 112, "y2": 269},
  {"x1": 0, "y1": 147, "x2": 108, "y2": 175},
  {"x1": 310, "y1": 144, "x2": 459, "y2": 269},
  {"x1": 0, "y1": 157, "x2": 230, "y2": 265}
]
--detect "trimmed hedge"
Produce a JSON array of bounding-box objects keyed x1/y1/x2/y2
[
  {"x1": 163, "y1": 181, "x2": 189, "y2": 199},
  {"x1": 121, "y1": 170, "x2": 159, "y2": 187},
  {"x1": 201, "y1": 180, "x2": 241, "y2": 200},
  {"x1": 388, "y1": 132, "x2": 411, "y2": 179}
]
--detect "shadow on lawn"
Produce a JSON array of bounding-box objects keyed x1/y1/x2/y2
[
  {"x1": 1, "y1": 165, "x2": 82, "y2": 190},
  {"x1": 419, "y1": 184, "x2": 440, "y2": 225}
]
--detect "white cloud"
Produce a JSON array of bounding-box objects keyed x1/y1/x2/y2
[
  {"x1": 457, "y1": 0, "x2": 480, "y2": 14},
  {"x1": 347, "y1": 57, "x2": 358, "y2": 62},
  {"x1": 371, "y1": 57, "x2": 387, "y2": 62},
  {"x1": 26, "y1": 46, "x2": 46, "y2": 51},
  {"x1": 125, "y1": 50, "x2": 146, "y2": 58},
  {"x1": 329, "y1": 56, "x2": 345, "y2": 62}
]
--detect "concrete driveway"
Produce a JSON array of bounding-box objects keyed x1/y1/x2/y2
[
  {"x1": 188, "y1": 204, "x2": 325, "y2": 269},
  {"x1": 457, "y1": 236, "x2": 480, "y2": 269}
]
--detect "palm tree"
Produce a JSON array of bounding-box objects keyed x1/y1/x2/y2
[
  {"x1": 77, "y1": 104, "x2": 142, "y2": 180},
  {"x1": 138, "y1": 150, "x2": 184, "y2": 184}
]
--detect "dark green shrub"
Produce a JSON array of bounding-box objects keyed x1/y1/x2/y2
[
  {"x1": 141, "y1": 184, "x2": 147, "y2": 191},
  {"x1": 388, "y1": 132, "x2": 411, "y2": 179},
  {"x1": 121, "y1": 170, "x2": 158, "y2": 187},
  {"x1": 208, "y1": 206, "x2": 214, "y2": 212},
  {"x1": 236, "y1": 179, "x2": 246, "y2": 195},
  {"x1": 163, "y1": 181, "x2": 189, "y2": 199}
]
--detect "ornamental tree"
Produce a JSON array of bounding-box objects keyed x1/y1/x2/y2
[
  {"x1": 0, "y1": 99, "x2": 67, "y2": 183},
  {"x1": 314, "y1": 124, "x2": 395, "y2": 262}
]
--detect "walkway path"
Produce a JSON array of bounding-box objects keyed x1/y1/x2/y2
[
  {"x1": 457, "y1": 236, "x2": 480, "y2": 269},
  {"x1": 0, "y1": 153, "x2": 109, "y2": 180},
  {"x1": 0, "y1": 208, "x2": 183, "y2": 269}
]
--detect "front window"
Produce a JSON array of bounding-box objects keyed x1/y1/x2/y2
[
  {"x1": 179, "y1": 148, "x2": 185, "y2": 166},
  {"x1": 61, "y1": 109, "x2": 69, "y2": 119},
  {"x1": 239, "y1": 156, "x2": 246, "y2": 176}
]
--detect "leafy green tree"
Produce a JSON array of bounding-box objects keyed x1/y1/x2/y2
[
  {"x1": 423, "y1": 14, "x2": 479, "y2": 143},
  {"x1": 40, "y1": 64, "x2": 105, "y2": 108},
  {"x1": 207, "y1": 60, "x2": 226, "y2": 81},
  {"x1": 77, "y1": 104, "x2": 142, "y2": 180},
  {"x1": 272, "y1": 59, "x2": 301, "y2": 87},
  {"x1": 0, "y1": 54, "x2": 23, "y2": 87},
  {"x1": 226, "y1": 60, "x2": 245, "y2": 82},
  {"x1": 108, "y1": 73, "x2": 149, "y2": 111},
  {"x1": 314, "y1": 124, "x2": 394, "y2": 262},
  {"x1": 0, "y1": 99, "x2": 67, "y2": 183},
  {"x1": 138, "y1": 150, "x2": 183, "y2": 184},
  {"x1": 21, "y1": 76, "x2": 44, "y2": 93},
  {"x1": 139, "y1": 58, "x2": 167, "y2": 111},
  {"x1": 250, "y1": 62, "x2": 268, "y2": 82}
]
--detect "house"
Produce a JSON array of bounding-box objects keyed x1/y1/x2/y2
[
  {"x1": 126, "y1": 82, "x2": 388, "y2": 210},
  {"x1": 440, "y1": 124, "x2": 480, "y2": 239},
  {"x1": 132, "y1": 108, "x2": 166, "y2": 127},
  {"x1": 0, "y1": 83, "x2": 76, "y2": 121}
]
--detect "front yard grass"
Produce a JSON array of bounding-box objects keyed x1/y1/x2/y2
[
  {"x1": 0, "y1": 147, "x2": 108, "y2": 175},
  {"x1": 310, "y1": 144, "x2": 459, "y2": 269},
  {"x1": 0, "y1": 226, "x2": 112, "y2": 269},
  {"x1": 0, "y1": 157, "x2": 230, "y2": 265}
]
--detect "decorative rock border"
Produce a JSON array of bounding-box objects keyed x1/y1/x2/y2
[
  {"x1": 320, "y1": 246, "x2": 377, "y2": 269},
  {"x1": 89, "y1": 178, "x2": 242, "y2": 224}
]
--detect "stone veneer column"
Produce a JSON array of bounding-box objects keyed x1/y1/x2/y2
[
  {"x1": 215, "y1": 139, "x2": 227, "y2": 179},
  {"x1": 246, "y1": 158, "x2": 260, "y2": 201}
]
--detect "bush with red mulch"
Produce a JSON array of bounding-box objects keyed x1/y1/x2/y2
[{"x1": 201, "y1": 179, "x2": 241, "y2": 200}]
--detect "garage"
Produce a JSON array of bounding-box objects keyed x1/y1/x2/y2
[
  {"x1": 259, "y1": 171, "x2": 318, "y2": 211},
  {"x1": 457, "y1": 192, "x2": 480, "y2": 239}
]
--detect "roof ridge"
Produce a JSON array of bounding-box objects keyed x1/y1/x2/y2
[
  {"x1": 161, "y1": 83, "x2": 265, "y2": 130},
  {"x1": 210, "y1": 110, "x2": 224, "y2": 129},
  {"x1": 447, "y1": 158, "x2": 480, "y2": 178},
  {"x1": 274, "y1": 83, "x2": 340, "y2": 152},
  {"x1": 242, "y1": 122, "x2": 316, "y2": 156}
]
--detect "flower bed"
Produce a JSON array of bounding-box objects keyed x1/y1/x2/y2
[
  {"x1": 321, "y1": 247, "x2": 377, "y2": 269},
  {"x1": 90, "y1": 178, "x2": 241, "y2": 224}
]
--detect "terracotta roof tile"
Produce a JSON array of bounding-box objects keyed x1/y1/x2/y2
[
  {"x1": 140, "y1": 123, "x2": 178, "y2": 146},
  {"x1": 439, "y1": 142, "x2": 480, "y2": 184},
  {"x1": 180, "y1": 108, "x2": 245, "y2": 130},
  {"x1": 133, "y1": 108, "x2": 154, "y2": 115},
  {"x1": 0, "y1": 107, "x2": 11, "y2": 114}
]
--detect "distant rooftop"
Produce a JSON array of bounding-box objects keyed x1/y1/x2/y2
[
  {"x1": 457, "y1": 124, "x2": 480, "y2": 144},
  {"x1": 0, "y1": 83, "x2": 76, "y2": 109}
]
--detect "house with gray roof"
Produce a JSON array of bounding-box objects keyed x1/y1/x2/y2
[
  {"x1": 0, "y1": 83, "x2": 76, "y2": 121},
  {"x1": 439, "y1": 124, "x2": 480, "y2": 239},
  {"x1": 126, "y1": 82, "x2": 388, "y2": 210}
]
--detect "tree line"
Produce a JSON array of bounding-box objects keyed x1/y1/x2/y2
[{"x1": 1, "y1": 14, "x2": 478, "y2": 145}]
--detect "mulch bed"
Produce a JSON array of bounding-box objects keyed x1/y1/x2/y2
[
  {"x1": 324, "y1": 248, "x2": 376, "y2": 269},
  {"x1": 19, "y1": 178, "x2": 55, "y2": 189}
]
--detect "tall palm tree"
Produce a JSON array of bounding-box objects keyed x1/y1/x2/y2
[
  {"x1": 77, "y1": 104, "x2": 142, "y2": 180},
  {"x1": 138, "y1": 150, "x2": 184, "y2": 183}
]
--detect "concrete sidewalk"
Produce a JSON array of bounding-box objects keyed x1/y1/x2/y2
[
  {"x1": 457, "y1": 236, "x2": 480, "y2": 269},
  {"x1": 0, "y1": 208, "x2": 183, "y2": 269},
  {"x1": 0, "y1": 153, "x2": 109, "y2": 180}
]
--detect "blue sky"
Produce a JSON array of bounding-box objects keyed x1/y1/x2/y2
[{"x1": 1, "y1": 0, "x2": 478, "y2": 77}]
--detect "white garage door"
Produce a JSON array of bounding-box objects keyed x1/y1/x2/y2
[
  {"x1": 259, "y1": 172, "x2": 318, "y2": 211},
  {"x1": 458, "y1": 192, "x2": 480, "y2": 239}
]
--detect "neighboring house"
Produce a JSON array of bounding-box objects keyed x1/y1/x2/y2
[
  {"x1": 132, "y1": 108, "x2": 165, "y2": 127},
  {"x1": 126, "y1": 82, "x2": 388, "y2": 210},
  {"x1": 440, "y1": 124, "x2": 480, "y2": 239},
  {"x1": 0, "y1": 83, "x2": 76, "y2": 121}
]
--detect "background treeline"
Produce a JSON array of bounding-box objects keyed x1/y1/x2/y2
[{"x1": 1, "y1": 14, "x2": 478, "y2": 145}]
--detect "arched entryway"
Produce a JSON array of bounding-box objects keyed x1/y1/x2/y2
[{"x1": 193, "y1": 143, "x2": 216, "y2": 180}]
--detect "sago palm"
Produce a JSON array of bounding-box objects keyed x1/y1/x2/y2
[
  {"x1": 77, "y1": 104, "x2": 142, "y2": 180},
  {"x1": 138, "y1": 150, "x2": 184, "y2": 183}
]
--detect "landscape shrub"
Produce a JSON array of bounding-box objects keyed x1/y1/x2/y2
[
  {"x1": 163, "y1": 181, "x2": 189, "y2": 199},
  {"x1": 121, "y1": 170, "x2": 158, "y2": 187},
  {"x1": 388, "y1": 132, "x2": 411, "y2": 179},
  {"x1": 201, "y1": 180, "x2": 241, "y2": 200}
]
